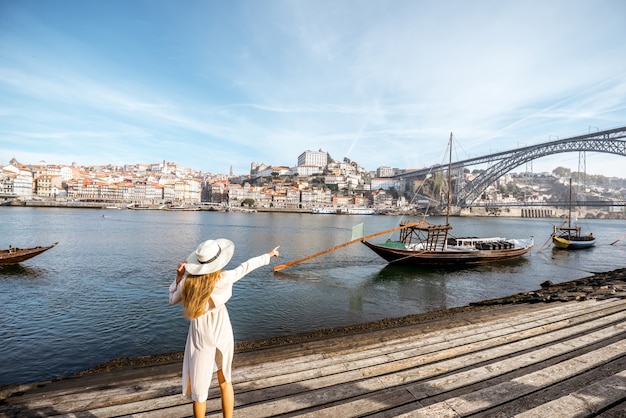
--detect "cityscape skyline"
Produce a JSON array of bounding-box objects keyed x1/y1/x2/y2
[
  {"x1": 2, "y1": 1, "x2": 626, "y2": 177},
  {"x1": 4, "y1": 151, "x2": 625, "y2": 182}
]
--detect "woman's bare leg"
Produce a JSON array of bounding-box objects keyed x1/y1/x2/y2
[
  {"x1": 193, "y1": 400, "x2": 207, "y2": 418},
  {"x1": 217, "y1": 369, "x2": 234, "y2": 418}
]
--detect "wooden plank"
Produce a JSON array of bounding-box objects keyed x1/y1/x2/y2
[
  {"x1": 231, "y1": 377, "x2": 388, "y2": 418},
  {"x1": 1, "y1": 299, "x2": 624, "y2": 418},
  {"x1": 383, "y1": 311, "x2": 626, "y2": 388},
  {"x1": 235, "y1": 300, "x2": 625, "y2": 387},
  {"x1": 327, "y1": 299, "x2": 624, "y2": 364},
  {"x1": 399, "y1": 340, "x2": 626, "y2": 417},
  {"x1": 0, "y1": 380, "x2": 184, "y2": 417},
  {"x1": 350, "y1": 301, "x2": 626, "y2": 371},
  {"x1": 227, "y1": 303, "x2": 626, "y2": 407},
  {"x1": 206, "y1": 314, "x2": 626, "y2": 417},
  {"x1": 228, "y1": 299, "x2": 620, "y2": 379},
  {"x1": 455, "y1": 352, "x2": 626, "y2": 417},
  {"x1": 2, "y1": 300, "x2": 623, "y2": 417},
  {"x1": 513, "y1": 369, "x2": 626, "y2": 418},
  {"x1": 292, "y1": 388, "x2": 422, "y2": 418}
]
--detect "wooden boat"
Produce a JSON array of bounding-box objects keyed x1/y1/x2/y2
[
  {"x1": 552, "y1": 229, "x2": 595, "y2": 249},
  {"x1": 362, "y1": 133, "x2": 534, "y2": 266},
  {"x1": 362, "y1": 220, "x2": 534, "y2": 266},
  {"x1": 0, "y1": 242, "x2": 58, "y2": 266},
  {"x1": 552, "y1": 179, "x2": 595, "y2": 250}
]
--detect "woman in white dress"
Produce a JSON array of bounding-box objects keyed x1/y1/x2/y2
[{"x1": 169, "y1": 239, "x2": 280, "y2": 418}]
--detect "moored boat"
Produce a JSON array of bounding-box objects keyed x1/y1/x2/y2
[
  {"x1": 362, "y1": 220, "x2": 534, "y2": 266},
  {"x1": 311, "y1": 207, "x2": 337, "y2": 214},
  {"x1": 551, "y1": 179, "x2": 595, "y2": 250},
  {"x1": 552, "y1": 228, "x2": 595, "y2": 249},
  {"x1": 347, "y1": 207, "x2": 378, "y2": 215},
  {"x1": 0, "y1": 242, "x2": 58, "y2": 266}
]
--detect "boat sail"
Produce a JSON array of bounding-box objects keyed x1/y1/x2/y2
[
  {"x1": 361, "y1": 133, "x2": 534, "y2": 266},
  {"x1": 551, "y1": 178, "x2": 595, "y2": 250}
]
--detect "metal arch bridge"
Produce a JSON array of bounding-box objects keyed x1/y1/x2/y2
[{"x1": 393, "y1": 126, "x2": 626, "y2": 207}]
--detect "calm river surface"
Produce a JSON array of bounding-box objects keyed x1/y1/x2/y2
[{"x1": 1, "y1": 207, "x2": 625, "y2": 385}]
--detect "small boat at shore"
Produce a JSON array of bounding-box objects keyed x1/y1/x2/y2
[
  {"x1": 551, "y1": 179, "x2": 595, "y2": 250},
  {"x1": 0, "y1": 242, "x2": 58, "y2": 266},
  {"x1": 552, "y1": 228, "x2": 595, "y2": 249}
]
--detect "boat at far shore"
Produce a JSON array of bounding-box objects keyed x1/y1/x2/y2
[
  {"x1": 551, "y1": 179, "x2": 596, "y2": 250},
  {"x1": 312, "y1": 206, "x2": 378, "y2": 215},
  {"x1": 0, "y1": 242, "x2": 58, "y2": 266}
]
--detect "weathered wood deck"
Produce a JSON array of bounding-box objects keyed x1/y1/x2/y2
[{"x1": 2, "y1": 297, "x2": 625, "y2": 417}]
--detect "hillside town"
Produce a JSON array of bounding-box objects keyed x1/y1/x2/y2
[{"x1": 1, "y1": 149, "x2": 625, "y2": 217}]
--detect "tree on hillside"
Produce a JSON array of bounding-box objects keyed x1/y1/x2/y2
[{"x1": 552, "y1": 167, "x2": 571, "y2": 177}]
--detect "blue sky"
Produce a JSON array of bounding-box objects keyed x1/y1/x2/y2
[{"x1": 1, "y1": 0, "x2": 625, "y2": 177}]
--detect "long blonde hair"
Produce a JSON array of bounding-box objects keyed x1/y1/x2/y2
[{"x1": 181, "y1": 271, "x2": 221, "y2": 319}]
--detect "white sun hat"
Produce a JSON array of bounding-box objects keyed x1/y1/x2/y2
[{"x1": 185, "y1": 239, "x2": 235, "y2": 275}]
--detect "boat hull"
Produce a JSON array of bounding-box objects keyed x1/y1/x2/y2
[
  {"x1": 362, "y1": 239, "x2": 534, "y2": 266},
  {"x1": 552, "y1": 235, "x2": 596, "y2": 250},
  {"x1": 0, "y1": 243, "x2": 58, "y2": 266}
]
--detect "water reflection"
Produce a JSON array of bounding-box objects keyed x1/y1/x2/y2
[
  {"x1": 373, "y1": 256, "x2": 531, "y2": 279},
  {"x1": 0, "y1": 264, "x2": 48, "y2": 279}
]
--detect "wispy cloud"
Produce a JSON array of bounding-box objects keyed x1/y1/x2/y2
[{"x1": 1, "y1": 0, "x2": 625, "y2": 176}]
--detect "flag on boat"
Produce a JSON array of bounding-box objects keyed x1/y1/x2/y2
[{"x1": 351, "y1": 223, "x2": 364, "y2": 240}]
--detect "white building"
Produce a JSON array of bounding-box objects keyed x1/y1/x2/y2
[
  {"x1": 298, "y1": 149, "x2": 328, "y2": 169},
  {"x1": 1, "y1": 165, "x2": 33, "y2": 198},
  {"x1": 295, "y1": 164, "x2": 322, "y2": 176},
  {"x1": 376, "y1": 166, "x2": 395, "y2": 177}
]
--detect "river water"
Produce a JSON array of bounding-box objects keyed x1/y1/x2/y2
[{"x1": 1, "y1": 207, "x2": 624, "y2": 386}]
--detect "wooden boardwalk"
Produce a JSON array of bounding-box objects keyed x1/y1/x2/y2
[{"x1": 2, "y1": 298, "x2": 625, "y2": 417}]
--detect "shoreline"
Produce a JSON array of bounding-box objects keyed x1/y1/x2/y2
[
  {"x1": 1, "y1": 267, "x2": 623, "y2": 393},
  {"x1": 3, "y1": 200, "x2": 625, "y2": 219},
  {"x1": 3, "y1": 277, "x2": 625, "y2": 416},
  {"x1": 68, "y1": 267, "x2": 626, "y2": 379}
]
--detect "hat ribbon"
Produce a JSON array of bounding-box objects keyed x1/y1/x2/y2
[{"x1": 199, "y1": 246, "x2": 221, "y2": 264}]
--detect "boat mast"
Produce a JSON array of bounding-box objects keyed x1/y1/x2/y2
[
  {"x1": 446, "y1": 132, "x2": 452, "y2": 227},
  {"x1": 568, "y1": 178, "x2": 572, "y2": 229}
]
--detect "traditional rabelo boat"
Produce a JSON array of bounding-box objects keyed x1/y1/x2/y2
[
  {"x1": 0, "y1": 242, "x2": 58, "y2": 266},
  {"x1": 552, "y1": 179, "x2": 595, "y2": 250},
  {"x1": 274, "y1": 133, "x2": 534, "y2": 272},
  {"x1": 361, "y1": 220, "x2": 534, "y2": 266}
]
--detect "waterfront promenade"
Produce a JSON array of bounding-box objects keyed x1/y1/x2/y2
[{"x1": 1, "y1": 270, "x2": 625, "y2": 417}]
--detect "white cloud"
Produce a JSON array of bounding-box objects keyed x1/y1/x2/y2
[{"x1": 1, "y1": 0, "x2": 625, "y2": 177}]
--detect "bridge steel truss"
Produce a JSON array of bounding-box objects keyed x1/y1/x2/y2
[{"x1": 394, "y1": 126, "x2": 626, "y2": 207}]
